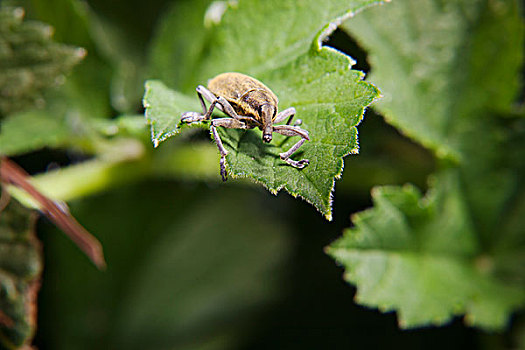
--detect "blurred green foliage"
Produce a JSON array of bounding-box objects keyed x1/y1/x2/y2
[
  {"x1": 0, "y1": 199, "x2": 41, "y2": 349},
  {"x1": 0, "y1": 6, "x2": 84, "y2": 117},
  {"x1": 0, "y1": 0, "x2": 523, "y2": 349}
]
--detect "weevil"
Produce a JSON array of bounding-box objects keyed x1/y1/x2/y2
[{"x1": 181, "y1": 72, "x2": 310, "y2": 181}]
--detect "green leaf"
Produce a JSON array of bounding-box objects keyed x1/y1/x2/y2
[
  {"x1": 143, "y1": 80, "x2": 204, "y2": 147},
  {"x1": 455, "y1": 115, "x2": 525, "y2": 247},
  {"x1": 0, "y1": 6, "x2": 85, "y2": 117},
  {"x1": 343, "y1": 0, "x2": 524, "y2": 160},
  {"x1": 191, "y1": 0, "x2": 383, "y2": 83},
  {"x1": 144, "y1": 0, "x2": 383, "y2": 219},
  {"x1": 328, "y1": 171, "x2": 525, "y2": 330},
  {"x1": 0, "y1": 198, "x2": 42, "y2": 348}
]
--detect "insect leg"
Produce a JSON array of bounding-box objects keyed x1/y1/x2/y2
[
  {"x1": 274, "y1": 107, "x2": 296, "y2": 125},
  {"x1": 292, "y1": 119, "x2": 302, "y2": 127},
  {"x1": 196, "y1": 85, "x2": 223, "y2": 112},
  {"x1": 215, "y1": 96, "x2": 246, "y2": 121},
  {"x1": 181, "y1": 86, "x2": 221, "y2": 123},
  {"x1": 210, "y1": 118, "x2": 250, "y2": 181},
  {"x1": 210, "y1": 124, "x2": 228, "y2": 181},
  {"x1": 196, "y1": 86, "x2": 208, "y2": 114},
  {"x1": 195, "y1": 86, "x2": 246, "y2": 122},
  {"x1": 181, "y1": 95, "x2": 221, "y2": 123},
  {"x1": 273, "y1": 125, "x2": 310, "y2": 169},
  {"x1": 273, "y1": 125, "x2": 309, "y2": 139},
  {"x1": 180, "y1": 111, "x2": 207, "y2": 123}
]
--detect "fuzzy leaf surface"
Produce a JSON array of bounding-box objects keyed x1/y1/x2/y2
[{"x1": 144, "y1": 0, "x2": 383, "y2": 219}]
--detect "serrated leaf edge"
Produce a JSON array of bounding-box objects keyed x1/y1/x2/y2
[
  {"x1": 144, "y1": 2, "x2": 384, "y2": 219},
  {"x1": 225, "y1": 55, "x2": 378, "y2": 220}
]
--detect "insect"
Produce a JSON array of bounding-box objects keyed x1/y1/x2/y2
[{"x1": 181, "y1": 72, "x2": 310, "y2": 181}]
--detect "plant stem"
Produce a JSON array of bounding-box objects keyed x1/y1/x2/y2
[{"x1": 18, "y1": 139, "x2": 150, "y2": 203}]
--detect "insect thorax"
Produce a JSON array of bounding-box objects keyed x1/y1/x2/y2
[
  {"x1": 237, "y1": 89, "x2": 277, "y2": 121},
  {"x1": 208, "y1": 72, "x2": 278, "y2": 122}
]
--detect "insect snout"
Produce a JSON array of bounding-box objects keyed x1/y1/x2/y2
[{"x1": 262, "y1": 123, "x2": 273, "y2": 143}]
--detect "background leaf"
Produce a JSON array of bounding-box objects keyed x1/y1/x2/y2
[
  {"x1": 341, "y1": 0, "x2": 523, "y2": 159},
  {"x1": 0, "y1": 198, "x2": 42, "y2": 348},
  {"x1": 26, "y1": 0, "x2": 161, "y2": 117},
  {"x1": 0, "y1": 5, "x2": 85, "y2": 117}
]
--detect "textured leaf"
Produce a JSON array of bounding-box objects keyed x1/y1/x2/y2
[
  {"x1": 343, "y1": 0, "x2": 524, "y2": 159},
  {"x1": 328, "y1": 172, "x2": 525, "y2": 330},
  {"x1": 0, "y1": 198, "x2": 42, "y2": 348},
  {"x1": 144, "y1": 0, "x2": 383, "y2": 219},
  {"x1": 0, "y1": 6, "x2": 85, "y2": 117},
  {"x1": 143, "y1": 80, "x2": 204, "y2": 147}
]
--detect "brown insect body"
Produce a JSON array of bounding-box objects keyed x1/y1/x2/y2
[
  {"x1": 181, "y1": 72, "x2": 309, "y2": 181},
  {"x1": 208, "y1": 72, "x2": 278, "y2": 142}
]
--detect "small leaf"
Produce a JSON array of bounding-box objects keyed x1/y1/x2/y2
[
  {"x1": 144, "y1": 0, "x2": 383, "y2": 219},
  {"x1": 0, "y1": 198, "x2": 42, "y2": 348},
  {"x1": 327, "y1": 171, "x2": 525, "y2": 330},
  {"x1": 143, "y1": 80, "x2": 203, "y2": 148},
  {"x1": 0, "y1": 6, "x2": 85, "y2": 117}
]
